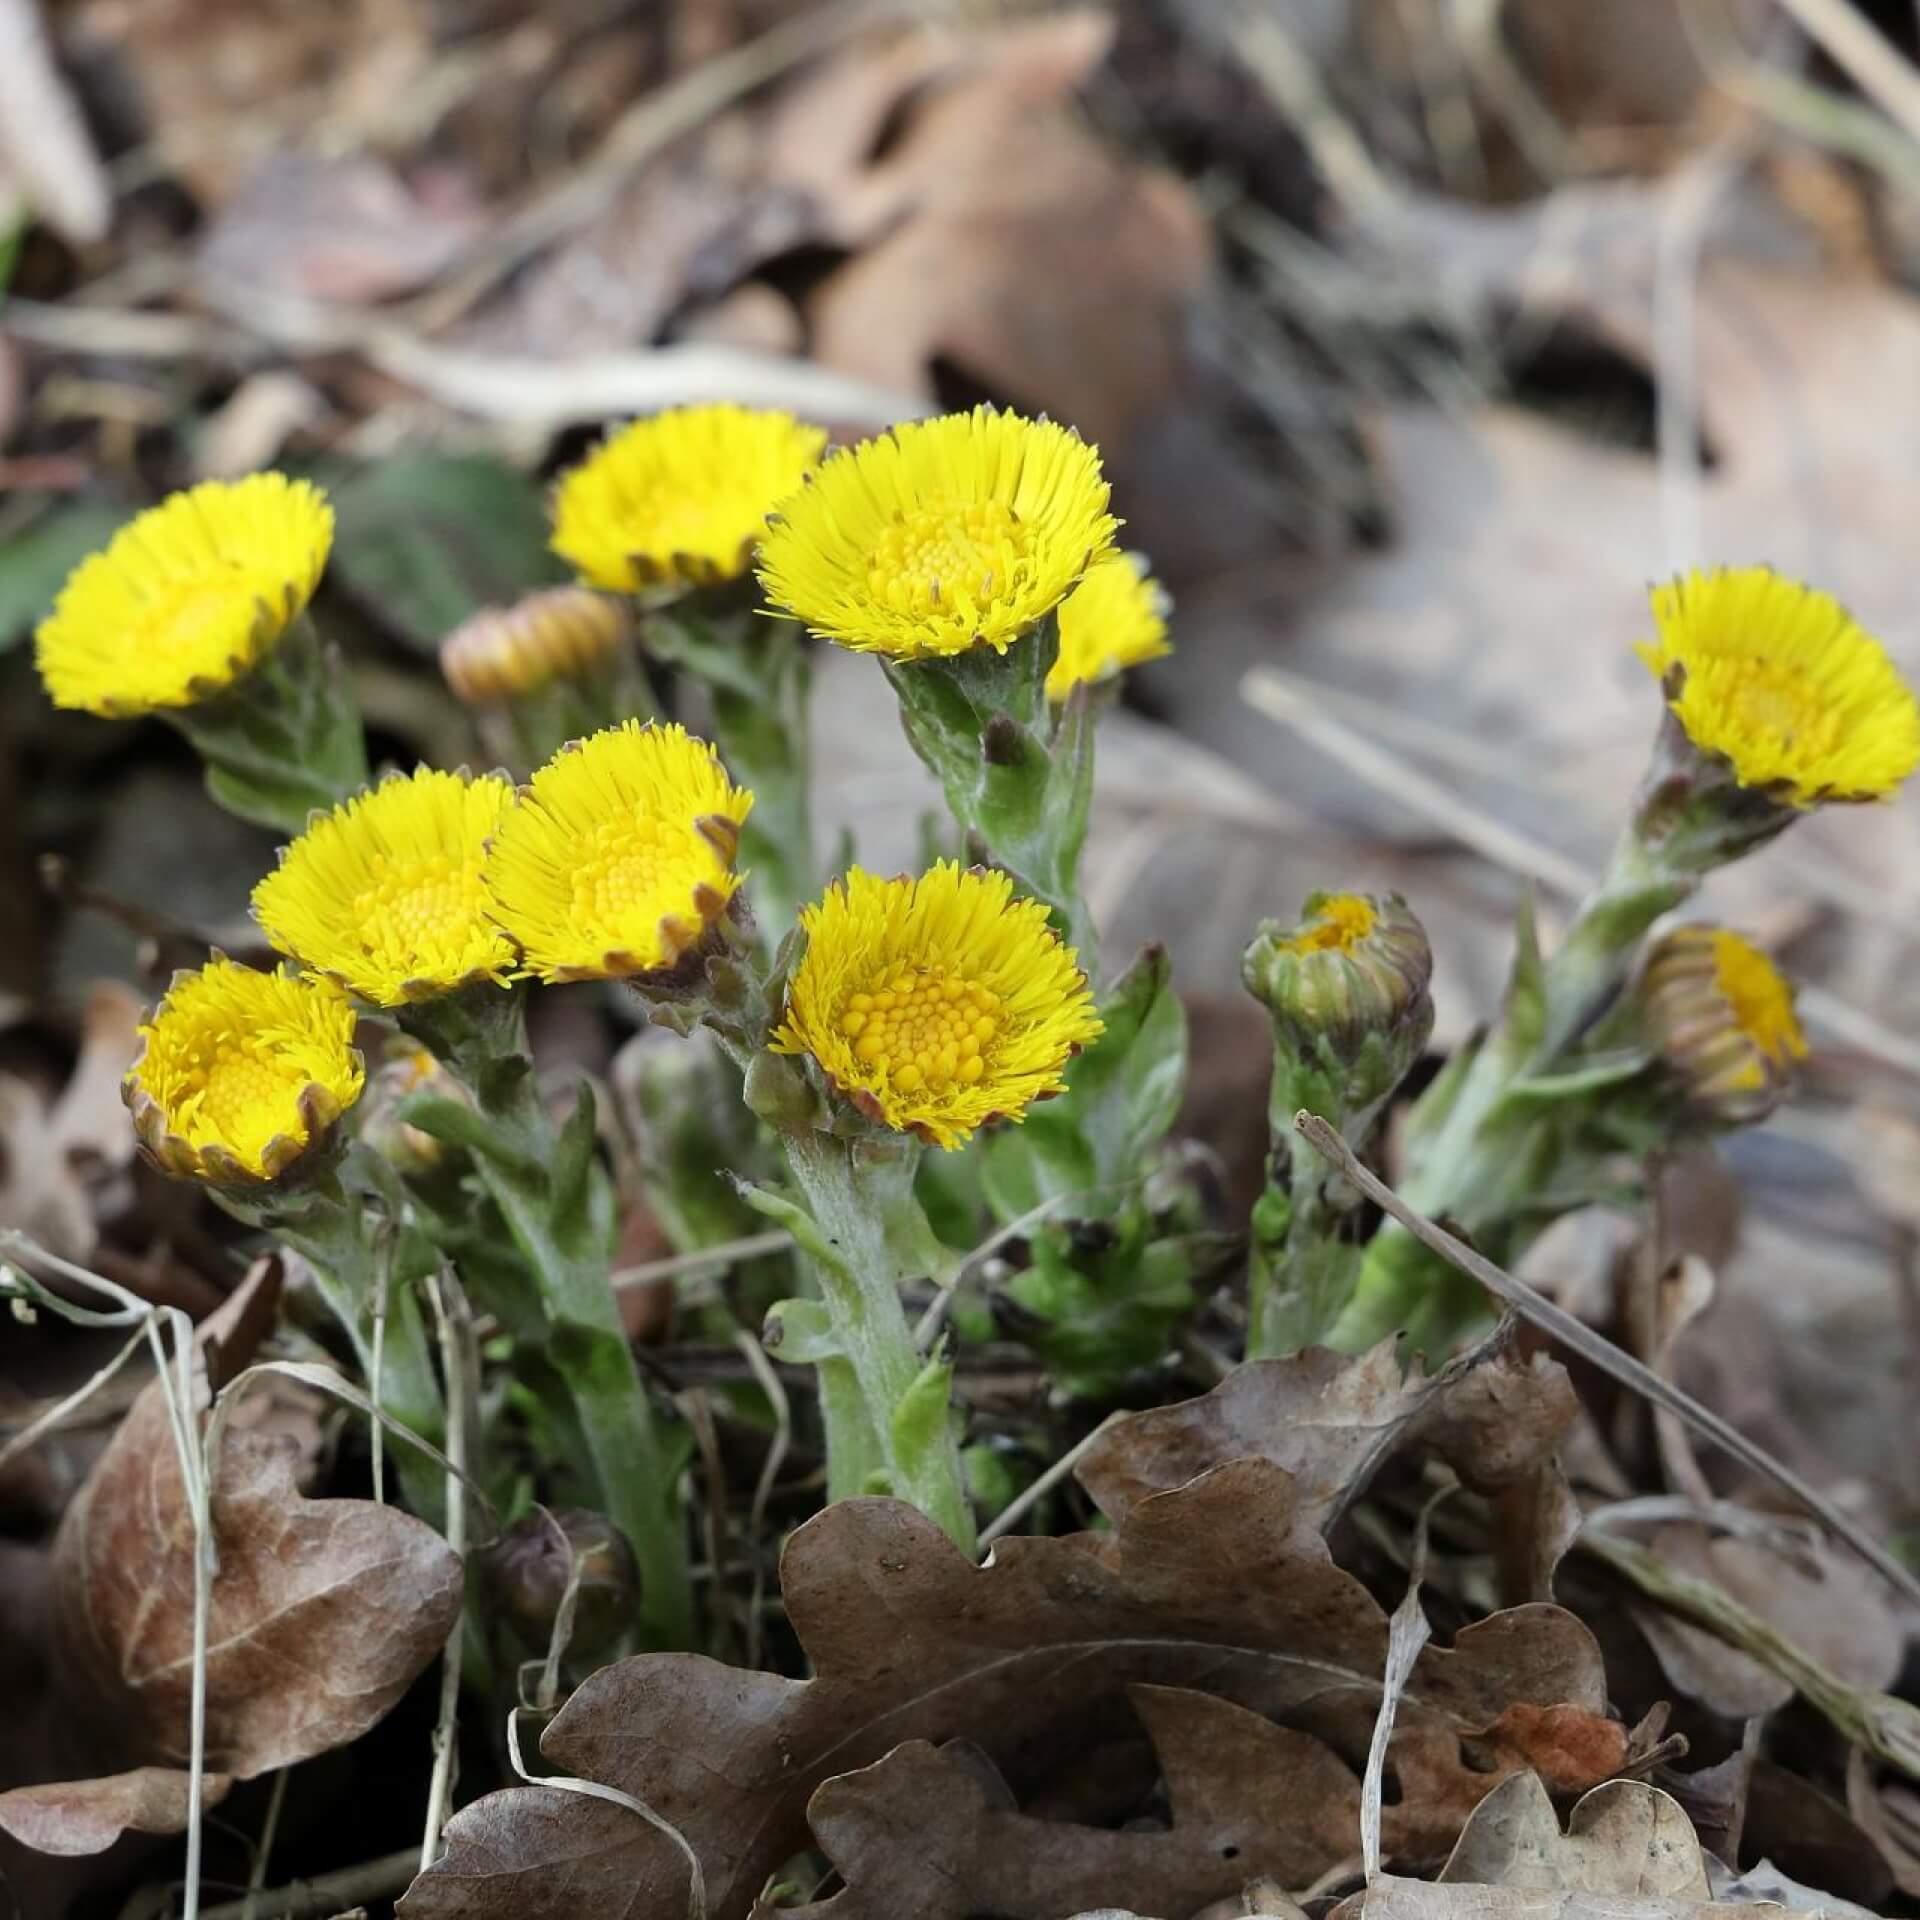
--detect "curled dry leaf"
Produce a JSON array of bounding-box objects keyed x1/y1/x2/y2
[
  {"x1": 1331, "y1": 1771, "x2": 1792, "y2": 1918},
  {"x1": 403, "y1": 1458, "x2": 1620, "y2": 1920},
  {"x1": 1075, "y1": 1337, "x2": 1579, "y2": 1531},
  {"x1": 0, "y1": 1263, "x2": 461, "y2": 1859}
]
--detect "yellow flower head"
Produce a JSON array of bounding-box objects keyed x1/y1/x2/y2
[
  {"x1": 124, "y1": 958, "x2": 364, "y2": 1184},
  {"x1": 484, "y1": 721, "x2": 753, "y2": 982},
  {"x1": 253, "y1": 767, "x2": 518, "y2": 1007},
  {"x1": 551, "y1": 405, "x2": 827, "y2": 595},
  {"x1": 1640, "y1": 925, "x2": 1808, "y2": 1126},
  {"x1": 1047, "y1": 551, "x2": 1172, "y2": 701},
  {"x1": 1637, "y1": 568, "x2": 1920, "y2": 806},
  {"x1": 757, "y1": 406, "x2": 1119, "y2": 660},
  {"x1": 36, "y1": 474, "x2": 333, "y2": 716},
  {"x1": 1274, "y1": 891, "x2": 1377, "y2": 956},
  {"x1": 772, "y1": 862, "x2": 1103, "y2": 1150},
  {"x1": 441, "y1": 587, "x2": 632, "y2": 703}
]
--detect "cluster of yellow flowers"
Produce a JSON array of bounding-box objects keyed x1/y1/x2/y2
[{"x1": 36, "y1": 396, "x2": 1920, "y2": 1202}]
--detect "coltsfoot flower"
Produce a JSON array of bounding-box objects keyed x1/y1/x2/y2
[
  {"x1": 771, "y1": 861, "x2": 1103, "y2": 1150},
  {"x1": 1637, "y1": 568, "x2": 1920, "y2": 807},
  {"x1": 253, "y1": 767, "x2": 518, "y2": 1007},
  {"x1": 551, "y1": 404, "x2": 827, "y2": 595},
  {"x1": 484, "y1": 720, "x2": 753, "y2": 982},
  {"x1": 440, "y1": 587, "x2": 633, "y2": 703},
  {"x1": 1639, "y1": 925, "x2": 1807, "y2": 1127},
  {"x1": 1046, "y1": 551, "x2": 1171, "y2": 701},
  {"x1": 757, "y1": 406, "x2": 1119, "y2": 660},
  {"x1": 124, "y1": 958, "x2": 364, "y2": 1184},
  {"x1": 36, "y1": 474, "x2": 333, "y2": 716}
]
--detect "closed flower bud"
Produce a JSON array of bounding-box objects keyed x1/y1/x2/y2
[
  {"x1": 1242, "y1": 891, "x2": 1433, "y2": 1130},
  {"x1": 440, "y1": 587, "x2": 632, "y2": 704},
  {"x1": 1638, "y1": 925, "x2": 1806, "y2": 1128},
  {"x1": 356, "y1": 1041, "x2": 461, "y2": 1174},
  {"x1": 482, "y1": 1508, "x2": 641, "y2": 1656}
]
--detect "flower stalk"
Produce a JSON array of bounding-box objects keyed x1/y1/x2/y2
[{"x1": 398, "y1": 987, "x2": 691, "y2": 1648}]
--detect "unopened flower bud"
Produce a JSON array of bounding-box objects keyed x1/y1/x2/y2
[
  {"x1": 440, "y1": 588, "x2": 632, "y2": 704},
  {"x1": 356, "y1": 1040, "x2": 461, "y2": 1173},
  {"x1": 1242, "y1": 891, "x2": 1433, "y2": 1131},
  {"x1": 482, "y1": 1508, "x2": 640, "y2": 1656},
  {"x1": 1638, "y1": 925, "x2": 1806, "y2": 1128}
]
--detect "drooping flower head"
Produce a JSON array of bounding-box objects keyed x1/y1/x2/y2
[
  {"x1": 772, "y1": 862, "x2": 1103, "y2": 1150},
  {"x1": 1639, "y1": 925, "x2": 1807, "y2": 1128},
  {"x1": 36, "y1": 474, "x2": 334, "y2": 716},
  {"x1": 551, "y1": 405, "x2": 827, "y2": 595},
  {"x1": 483, "y1": 721, "x2": 753, "y2": 982},
  {"x1": 757, "y1": 407, "x2": 1119, "y2": 660},
  {"x1": 1046, "y1": 551, "x2": 1171, "y2": 702},
  {"x1": 1637, "y1": 568, "x2": 1920, "y2": 807},
  {"x1": 441, "y1": 587, "x2": 633, "y2": 703},
  {"x1": 124, "y1": 958, "x2": 364, "y2": 1184},
  {"x1": 253, "y1": 767, "x2": 517, "y2": 1007}
]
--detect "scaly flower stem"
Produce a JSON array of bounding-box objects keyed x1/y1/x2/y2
[
  {"x1": 778, "y1": 1129, "x2": 976, "y2": 1549},
  {"x1": 174, "y1": 616, "x2": 369, "y2": 834},
  {"x1": 883, "y1": 614, "x2": 1099, "y2": 966},
  {"x1": 1333, "y1": 829, "x2": 1690, "y2": 1355},
  {"x1": 217, "y1": 1163, "x2": 446, "y2": 1523},
  {"x1": 1246, "y1": 1131, "x2": 1364, "y2": 1359},
  {"x1": 400, "y1": 989, "x2": 692, "y2": 1649}
]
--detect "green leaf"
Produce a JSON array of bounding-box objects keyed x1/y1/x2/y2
[
  {"x1": 0, "y1": 500, "x2": 130, "y2": 650},
  {"x1": 761, "y1": 1297, "x2": 843, "y2": 1364},
  {"x1": 1503, "y1": 890, "x2": 1548, "y2": 1054},
  {"x1": 322, "y1": 454, "x2": 569, "y2": 652},
  {"x1": 889, "y1": 1353, "x2": 959, "y2": 1475}
]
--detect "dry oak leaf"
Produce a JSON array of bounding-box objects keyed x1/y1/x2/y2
[
  {"x1": 1076, "y1": 1339, "x2": 1579, "y2": 1532},
  {"x1": 403, "y1": 1458, "x2": 1618, "y2": 1920},
  {"x1": 0, "y1": 1264, "x2": 460, "y2": 1858},
  {"x1": 1332, "y1": 1771, "x2": 1791, "y2": 1918},
  {"x1": 783, "y1": 1687, "x2": 1630, "y2": 1920}
]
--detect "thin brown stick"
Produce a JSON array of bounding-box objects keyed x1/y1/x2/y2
[{"x1": 1293, "y1": 1110, "x2": 1920, "y2": 1610}]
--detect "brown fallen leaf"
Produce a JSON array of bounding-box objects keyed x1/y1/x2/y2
[
  {"x1": 0, "y1": 1263, "x2": 461, "y2": 1861},
  {"x1": 786, "y1": 1683, "x2": 1631, "y2": 1920},
  {"x1": 764, "y1": 12, "x2": 1213, "y2": 456},
  {"x1": 403, "y1": 1457, "x2": 1618, "y2": 1920},
  {"x1": 1629, "y1": 1523, "x2": 1905, "y2": 1722},
  {"x1": 1075, "y1": 1339, "x2": 1578, "y2": 1531},
  {"x1": 1331, "y1": 1771, "x2": 1791, "y2": 1918},
  {"x1": 0, "y1": 982, "x2": 142, "y2": 1262},
  {"x1": 0, "y1": 1769, "x2": 235, "y2": 1858},
  {"x1": 196, "y1": 146, "x2": 487, "y2": 304}
]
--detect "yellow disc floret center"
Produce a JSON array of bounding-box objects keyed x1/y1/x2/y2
[
  {"x1": 1719, "y1": 658, "x2": 1835, "y2": 755},
  {"x1": 198, "y1": 1041, "x2": 297, "y2": 1149},
  {"x1": 840, "y1": 963, "x2": 1002, "y2": 1095},
  {"x1": 353, "y1": 855, "x2": 487, "y2": 962},
  {"x1": 868, "y1": 502, "x2": 1035, "y2": 617},
  {"x1": 572, "y1": 816, "x2": 686, "y2": 924},
  {"x1": 1283, "y1": 893, "x2": 1378, "y2": 956},
  {"x1": 1711, "y1": 930, "x2": 1807, "y2": 1069}
]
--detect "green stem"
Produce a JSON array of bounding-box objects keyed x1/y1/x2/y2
[
  {"x1": 401, "y1": 989, "x2": 692, "y2": 1649},
  {"x1": 218, "y1": 1164, "x2": 445, "y2": 1522},
  {"x1": 1333, "y1": 832, "x2": 1690, "y2": 1355},
  {"x1": 780, "y1": 1129, "x2": 975, "y2": 1548},
  {"x1": 1246, "y1": 1129, "x2": 1363, "y2": 1359},
  {"x1": 174, "y1": 615, "x2": 369, "y2": 834},
  {"x1": 882, "y1": 616, "x2": 1100, "y2": 967}
]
